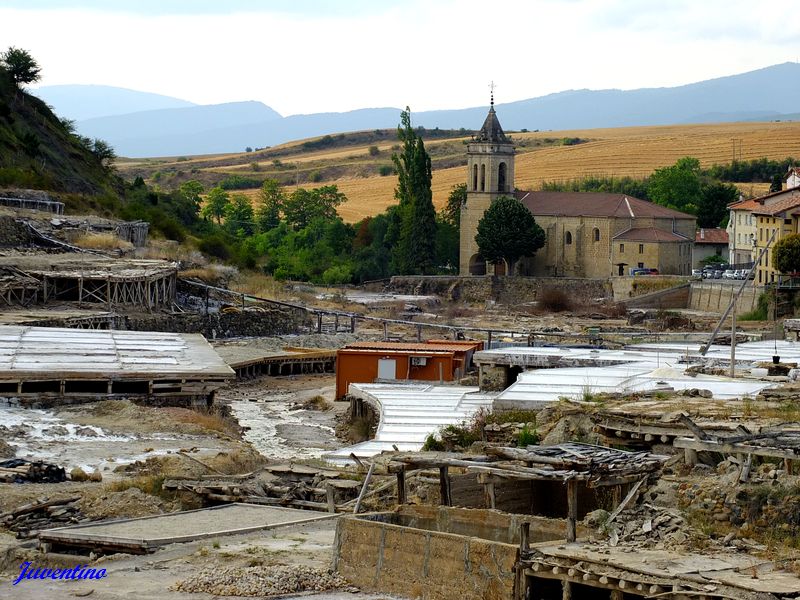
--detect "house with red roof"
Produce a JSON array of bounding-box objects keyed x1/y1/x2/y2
[{"x1": 693, "y1": 228, "x2": 729, "y2": 268}]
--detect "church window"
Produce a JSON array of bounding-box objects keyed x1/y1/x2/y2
[
  {"x1": 472, "y1": 164, "x2": 478, "y2": 191},
  {"x1": 480, "y1": 164, "x2": 486, "y2": 192},
  {"x1": 565, "y1": 231, "x2": 572, "y2": 245},
  {"x1": 592, "y1": 228, "x2": 600, "y2": 242},
  {"x1": 638, "y1": 244, "x2": 644, "y2": 254},
  {"x1": 619, "y1": 243, "x2": 625, "y2": 253},
  {"x1": 498, "y1": 162, "x2": 507, "y2": 192}
]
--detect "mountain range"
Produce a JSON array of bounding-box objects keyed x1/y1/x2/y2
[{"x1": 34, "y1": 63, "x2": 800, "y2": 158}]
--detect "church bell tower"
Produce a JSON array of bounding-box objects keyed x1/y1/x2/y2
[{"x1": 459, "y1": 91, "x2": 515, "y2": 275}]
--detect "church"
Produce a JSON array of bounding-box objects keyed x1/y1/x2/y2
[{"x1": 459, "y1": 102, "x2": 696, "y2": 277}]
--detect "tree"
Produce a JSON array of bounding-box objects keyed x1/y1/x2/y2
[
  {"x1": 283, "y1": 185, "x2": 346, "y2": 230},
  {"x1": 475, "y1": 196, "x2": 545, "y2": 275},
  {"x1": 201, "y1": 187, "x2": 230, "y2": 224},
  {"x1": 91, "y1": 138, "x2": 116, "y2": 169},
  {"x1": 225, "y1": 194, "x2": 255, "y2": 236},
  {"x1": 391, "y1": 108, "x2": 437, "y2": 274},
  {"x1": 443, "y1": 183, "x2": 466, "y2": 228},
  {"x1": 179, "y1": 180, "x2": 204, "y2": 215},
  {"x1": 1, "y1": 47, "x2": 41, "y2": 86},
  {"x1": 773, "y1": 234, "x2": 800, "y2": 274},
  {"x1": 697, "y1": 181, "x2": 737, "y2": 228},
  {"x1": 770, "y1": 173, "x2": 783, "y2": 193},
  {"x1": 256, "y1": 178, "x2": 285, "y2": 231},
  {"x1": 648, "y1": 157, "x2": 702, "y2": 214}
]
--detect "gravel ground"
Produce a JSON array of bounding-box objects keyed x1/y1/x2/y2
[{"x1": 172, "y1": 565, "x2": 353, "y2": 596}]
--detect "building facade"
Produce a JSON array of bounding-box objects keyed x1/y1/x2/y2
[{"x1": 693, "y1": 228, "x2": 729, "y2": 268}]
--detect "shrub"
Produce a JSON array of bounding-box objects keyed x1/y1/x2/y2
[
  {"x1": 368, "y1": 145, "x2": 380, "y2": 156},
  {"x1": 219, "y1": 175, "x2": 261, "y2": 190},
  {"x1": 321, "y1": 264, "x2": 353, "y2": 285},
  {"x1": 73, "y1": 233, "x2": 133, "y2": 251},
  {"x1": 198, "y1": 234, "x2": 232, "y2": 260},
  {"x1": 422, "y1": 433, "x2": 445, "y2": 451},
  {"x1": 378, "y1": 165, "x2": 394, "y2": 176},
  {"x1": 517, "y1": 424, "x2": 539, "y2": 447},
  {"x1": 538, "y1": 287, "x2": 572, "y2": 312}
]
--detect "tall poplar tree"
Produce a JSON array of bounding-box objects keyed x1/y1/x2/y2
[{"x1": 391, "y1": 108, "x2": 436, "y2": 274}]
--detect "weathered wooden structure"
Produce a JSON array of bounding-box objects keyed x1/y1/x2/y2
[
  {"x1": 0, "y1": 195, "x2": 64, "y2": 214},
  {"x1": 0, "y1": 256, "x2": 177, "y2": 311},
  {"x1": 113, "y1": 220, "x2": 149, "y2": 247},
  {"x1": 388, "y1": 443, "x2": 667, "y2": 543},
  {"x1": 0, "y1": 325, "x2": 234, "y2": 406},
  {"x1": 0, "y1": 267, "x2": 41, "y2": 307}
]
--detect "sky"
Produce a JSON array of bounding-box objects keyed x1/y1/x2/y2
[{"x1": 3, "y1": 0, "x2": 799, "y2": 116}]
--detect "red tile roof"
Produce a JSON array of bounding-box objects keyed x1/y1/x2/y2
[
  {"x1": 613, "y1": 227, "x2": 690, "y2": 242},
  {"x1": 695, "y1": 228, "x2": 729, "y2": 244},
  {"x1": 730, "y1": 187, "x2": 800, "y2": 210},
  {"x1": 752, "y1": 194, "x2": 800, "y2": 217},
  {"x1": 515, "y1": 191, "x2": 694, "y2": 220}
]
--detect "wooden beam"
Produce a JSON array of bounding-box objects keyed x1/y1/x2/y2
[
  {"x1": 439, "y1": 466, "x2": 451, "y2": 506},
  {"x1": 396, "y1": 468, "x2": 406, "y2": 504}
]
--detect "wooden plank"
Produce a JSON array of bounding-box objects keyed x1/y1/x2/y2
[
  {"x1": 674, "y1": 437, "x2": 800, "y2": 460},
  {"x1": 566, "y1": 480, "x2": 578, "y2": 542}
]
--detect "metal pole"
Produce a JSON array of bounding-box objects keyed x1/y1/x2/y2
[{"x1": 730, "y1": 299, "x2": 736, "y2": 378}]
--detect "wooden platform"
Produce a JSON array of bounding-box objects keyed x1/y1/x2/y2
[
  {"x1": 213, "y1": 344, "x2": 336, "y2": 378},
  {"x1": 39, "y1": 503, "x2": 336, "y2": 555},
  {"x1": 0, "y1": 325, "x2": 234, "y2": 405}
]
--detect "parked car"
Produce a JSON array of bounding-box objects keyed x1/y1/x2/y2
[
  {"x1": 723, "y1": 269, "x2": 736, "y2": 279},
  {"x1": 713, "y1": 270, "x2": 723, "y2": 279},
  {"x1": 691, "y1": 269, "x2": 702, "y2": 279}
]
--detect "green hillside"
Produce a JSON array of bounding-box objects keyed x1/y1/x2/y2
[{"x1": 0, "y1": 65, "x2": 122, "y2": 198}]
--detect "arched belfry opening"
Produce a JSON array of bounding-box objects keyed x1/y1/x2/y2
[{"x1": 498, "y1": 162, "x2": 507, "y2": 193}]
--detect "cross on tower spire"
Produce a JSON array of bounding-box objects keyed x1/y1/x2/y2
[{"x1": 489, "y1": 81, "x2": 496, "y2": 107}]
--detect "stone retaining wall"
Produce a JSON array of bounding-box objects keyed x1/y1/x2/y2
[
  {"x1": 388, "y1": 276, "x2": 611, "y2": 305},
  {"x1": 334, "y1": 505, "x2": 572, "y2": 600},
  {"x1": 126, "y1": 308, "x2": 309, "y2": 339},
  {"x1": 688, "y1": 282, "x2": 761, "y2": 315}
]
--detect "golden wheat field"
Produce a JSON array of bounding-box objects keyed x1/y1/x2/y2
[
  {"x1": 314, "y1": 121, "x2": 800, "y2": 222},
  {"x1": 147, "y1": 120, "x2": 800, "y2": 224}
]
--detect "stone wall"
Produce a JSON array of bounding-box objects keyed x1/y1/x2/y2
[
  {"x1": 618, "y1": 283, "x2": 690, "y2": 310},
  {"x1": 126, "y1": 307, "x2": 309, "y2": 339},
  {"x1": 688, "y1": 282, "x2": 761, "y2": 315},
  {"x1": 0, "y1": 216, "x2": 32, "y2": 247},
  {"x1": 333, "y1": 506, "x2": 573, "y2": 600},
  {"x1": 388, "y1": 276, "x2": 610, "y2": 304}
]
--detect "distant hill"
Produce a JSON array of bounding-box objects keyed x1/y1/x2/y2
[
  {"x1": 71, "y1": 62, "x2": 800, "y2": 157},
  {"x1": 0, "y1": 74, "x2": 123, "y2": 196},
  {"x1": 33, "y1": 84, "x2": 196, "y2": 122},
  {"x1": 77, "y1": 101, "x2": 284, "y2": 157}
]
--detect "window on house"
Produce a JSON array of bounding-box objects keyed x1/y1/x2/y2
[
  {"x1": 593, "y1": 228, "x2": 600, "y2": 242},
  {"x1": 619, "y1": 243, "x2": 624, "y2": 253},
  {"x1": 638, "y1": 262, "x2": 644, "y2": 268},
  {"x1": 786, "y1": 219, "x2": 793, "y2": 225},
  {"x1": 638, "y1": 244, "x2": 644, "y2": 254},
  {"x1": 565, "y1": 231, "x2": 573, "y2": 245}
]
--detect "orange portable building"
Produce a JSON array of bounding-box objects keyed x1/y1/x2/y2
[{"x1": 335, "y1": 340, "x2": 483, "y2": 399}]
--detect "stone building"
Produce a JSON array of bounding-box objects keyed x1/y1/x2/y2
[
  {"x1": 693, "y1": 227, "x2": 729, "y2": 268},
  {"x1": 459, "y1": 103, "x2": 696, "y2": 277}
]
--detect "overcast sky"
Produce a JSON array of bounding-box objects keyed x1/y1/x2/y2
[{"x1": 4, "y1": 0, "x2": 799, "y2": 116}]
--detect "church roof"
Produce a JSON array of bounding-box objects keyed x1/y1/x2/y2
[
  {"x1": 515, "y1": 191, "x2": 695, "y2": 220},
  {"x1": 613, "y1": 227, "x2": 690, "y2": 242},
  {"x1": 475, "y1": 107, "x2": 509, "y2": 143}
]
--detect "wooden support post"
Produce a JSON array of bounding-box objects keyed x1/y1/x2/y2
[
  {"x1": 417, "y1": 324, "x2": 422, "y2": 342},
  {"x1": 396, "y1": 468, "x2": 406, "y2": 504},
  {"x1": 519, "y1": 521, "x2": 530, "y2": 554},
  {"x1": 562, "y1": 580, "x2": 572, "y2": 600},
  {"x1": 354, "y1": 462, "x2": 375, "y2": 514},
  {"x1": 350, "y1": 316, "x2": 355, "y2": 333},
  {"x1": 684, "y1": 448, "x2": 698, "y2": 466},
  {"x1": 439, "y1": 466, "x2": 451, "y2": 506},
  {"x1": 610, "y1": 591, "x2": 623, "y2": 600},
  {"x1": 241, "y1": 293, "x2": 245, "y2": 311},
  {"x1": 383, "y1": 321, "x2": 388, "y2": 340},
  {"x1": 325, "y1": 484, "x2": 336, "y2": 513},
  {"x1": 739, "y1": 453, "x2": 753, "y2": 483},
  {"x1": 487, "y1": 330, "x2": 493, "y2": 349},
  {"x1": 566, "y1": 480, "x2": 578, "y2": 542},
  {"x1": 785, "y1": 458, "x2": 793, "y2": 475},
  {"x1": 484, "y1": 481, "x2": 496, "y2": 509},
  {"x1": 334, "y1": 314, "x2": 339, "y2": 332}
]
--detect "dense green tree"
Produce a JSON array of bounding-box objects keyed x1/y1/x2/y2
[
  {"x1": 283, "y1": 185, "x2": 346, "y2": 230},
  {"x1": 256, "y1": 178, "x2": 285, "y2": 231},
  {"x1": 225, "y1": 194, "x2": 255, "y2": 236},
  {"x1": 443, "y1": 183, "x2": 466, "y2": 228},
  {"x1": 91, "y1": 139, "x2": 116, "y2": 169},
  {"x1": 1, "y1": 47, "x2": 41, "y2": 86},
  {"x1": 391, "y1": 108, "x2": 436, "y2": 274},
  {"x1": 201, "y1": 186, "x2": 230, "y2": 224},
  {"x1": 648, "y1": 157, "x2": 703, "y2": 214},
  {"x1": 697, "y1": 181, "x2": 737, "y2": 228},
  {"x1": 179, "y1": 180, "x2": 204, "y2": 215},
  {"x1": 770, "y1": 173, "x2": 783, "y2": 193},
  {"x1": 773, "y1": 234, "x2": 800, "y2": 274},
  {"x1": 475, "y1": 196, "x2": 545, "y2": 275}
]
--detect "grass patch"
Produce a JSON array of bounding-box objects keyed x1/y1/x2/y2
[
  {"x1": 72, "y1": 232, "x2": 133, "y2": 251},
  {"x1": 484, "y1": 409, "x2": 539, "y2": 426},
  {"x1": 170, "y1": 408, "x2": 241, "y2": 437},
  {"x1": 106, "y1": 475, "x2": 172, "y2": 500},
  {"x1": 740, "y1": 291, "x2": 772, "y2": 321},
  {"x1": 517, "y1": 424, "x2": 539, "y2": 447},
  {"x1": 302, "y1": 395, "x2": 332, "y2": 411}
]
